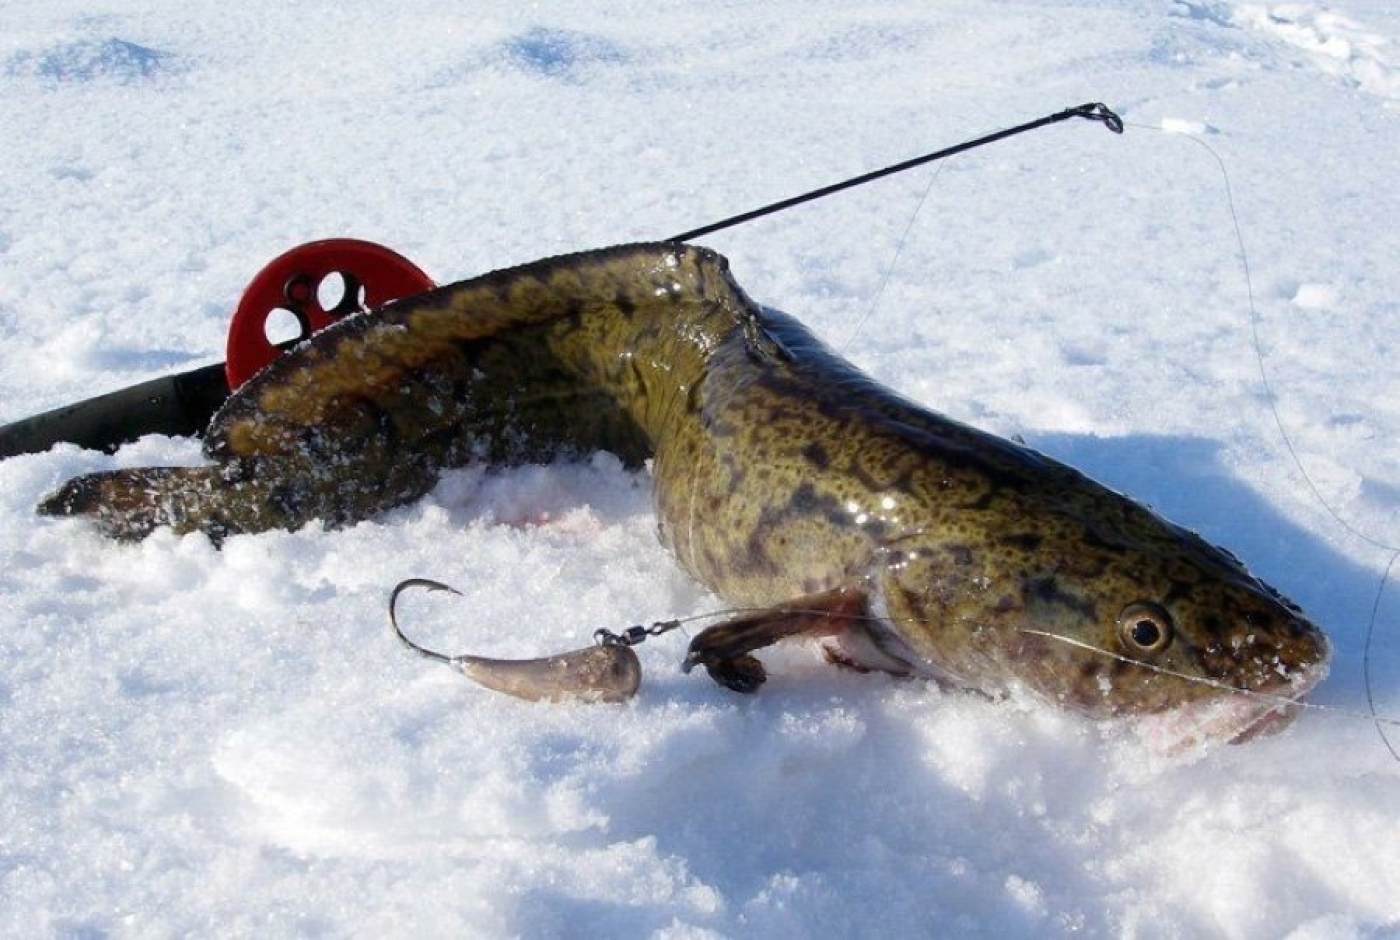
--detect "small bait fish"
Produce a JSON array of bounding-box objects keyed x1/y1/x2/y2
[{"x1": 390, "y1": 579, "x2": 642, "y2": 704}]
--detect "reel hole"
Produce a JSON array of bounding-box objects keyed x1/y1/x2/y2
[
  {"x1": 263, "y1": 307, "x2": 305, "y2": 347},
  {"x1": 317, "y1": 271, "x2": 365, "y2": 318}
]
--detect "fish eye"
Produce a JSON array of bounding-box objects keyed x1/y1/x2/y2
[{"x1": 1117, "y1": 602, "x2": 1174, "y2": 655}]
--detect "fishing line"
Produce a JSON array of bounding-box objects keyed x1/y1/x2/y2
[
  {"x1": 1127, "y1": 119, "x2": 1400, "y2": 758},
  {"x1": 681, "y1": 106, "x2": 1116, "y2": 350},
  {"x1": 1365, "y1": 552, "x2": 1400, "y2": 760},
  {"x1": 1017, "y1": 627, "x2": 1400, "y2": 729},
  {"x1": 839, "y1": 162, "x2": 946, "y2": 351}
]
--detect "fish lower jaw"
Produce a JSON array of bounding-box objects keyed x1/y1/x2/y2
[{"x1": 1132, "y1": 658, "x2": 1331, "y2": 755}]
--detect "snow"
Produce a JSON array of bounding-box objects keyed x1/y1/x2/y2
[{"x1": 2, "y1": 0, "x2": 1400, "y2": 936}]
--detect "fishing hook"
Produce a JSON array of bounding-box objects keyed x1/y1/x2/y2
[{"x1": 389, "y1": 578, "x2": 642, "y2": 703}]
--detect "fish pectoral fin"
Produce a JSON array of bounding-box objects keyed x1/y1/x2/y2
[
  {"x1": 682, "y1": 587, "x2": 868, "y2": 694},
  {"x1": 689, "y1": 653, "x2": 768, "y2": 694}
]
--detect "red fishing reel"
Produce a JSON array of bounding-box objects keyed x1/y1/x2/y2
[
  {"x1": 224, "y1": 238, "x2": 436, "y2": 389},
  {"x1": 0, "y1": 238, "x2": 436, "y2": 458}
]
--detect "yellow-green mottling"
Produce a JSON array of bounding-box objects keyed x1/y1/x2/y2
[{"x1": 40, "y1": 244, "x2": 1330, "y2": 745}]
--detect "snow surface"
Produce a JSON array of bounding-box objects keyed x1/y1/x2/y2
[{"x1": 3, "y1": 0, "x2": 1400, "y2": 936}]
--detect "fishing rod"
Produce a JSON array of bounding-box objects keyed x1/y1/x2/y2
[
  {"x1": 0, "y1": 102, "x2": 1123, "y2": 459},
  {"x1": 670, "y1": 101, "x2": 1121, "y2": 241}
]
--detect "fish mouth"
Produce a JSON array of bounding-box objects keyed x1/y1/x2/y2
[{"x1": 1134, "y1": 654, "x2": 1331, "y2": 755}]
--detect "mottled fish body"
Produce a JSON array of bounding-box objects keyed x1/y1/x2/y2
[{"x1": 41, "y1": 244, "x2": 1330, "y2": 746}]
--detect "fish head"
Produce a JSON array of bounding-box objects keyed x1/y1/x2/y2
[
  {"x1": 877, "y1": 502, "x2": 1331, "y2": 749},
  {"x1": 1019, "y1": 555, "x2": 1330, "y2": 751}
]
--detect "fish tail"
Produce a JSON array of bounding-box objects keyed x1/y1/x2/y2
[{"x1": 38, "y1": 465, "x2": 272, "y2": 541}]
